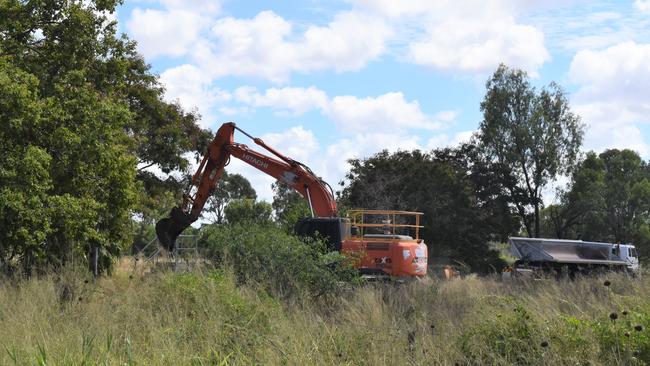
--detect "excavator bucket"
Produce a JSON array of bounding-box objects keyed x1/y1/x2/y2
[{"x1": 155, "y1": 207, "x2": 197, "y2": 252}]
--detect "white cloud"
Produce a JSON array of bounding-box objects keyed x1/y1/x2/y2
[
  {"x1": 409, "y1": 16, "x2": 548, "y2": 74},
  {"x1": 350, "y1": 0, "x2": 549, "y2": 74},
  {"x1": 234, "y1": 86, "x2": 328, "y2": 115},
  {"x1": 299, "y1": 11, "x2": 392, "y2": 72},
  {"x1": 231, "y1": 86, "x2": 456, "y2": 133},
  {"x1": 323, "y1": 132, "x2": 422, "y2": 189},
  {"x1": 426, "y1": 130, "x2": 476, "y2": 150},
  {"x1": 348, "y1": 0, "x2": 434, "y2": 18},
  {"x1": 126, "y1": 8, "x2": 206, "y2": 59},
  {"x1": 570, "y1": 42, "x2": 650, "y2": 103},
  {"x1": 126, "y1": 0, "x2": 223, "y2": 60},
  {"x1": 636, "y1": 0, "x2": 650, "y2": 12},
  {"x1": 325, "y1": 92, "x2": 453, "y2": 132},
  {"x1": 218, "y1": 106, "x2": 252, "y2": 117},
  {"x1": 580, "y1": 121, "x2": 649, "y2": 157},
  {"x1": 159, "y1": 0, "x2": 222, "y2": 15},
  {"x1": 196, "y1": 10, "x2": 391, "y2": 82},
  {"x1": 260, "y1": 126, "x2": 320, "y2": 163},
  {"x1": 569, "y1": 41, "x2": 650, "y2": 157},
  {"x1": 524, "y1": 2, "x2": 650, "y2": 53},
  {"x1": 159, "y1": 64, "x2": 231, "y2": 127},
  {"x1": 126, "y1": 0, "x2": 553, "y2": 82}
]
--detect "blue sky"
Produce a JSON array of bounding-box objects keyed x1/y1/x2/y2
[{"x1": 115, "y1": 0, "x2": 650, "y2": 201}]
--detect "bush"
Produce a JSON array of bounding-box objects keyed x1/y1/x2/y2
[
  {"x1": 459, "y1": 302, "x2": 546, "y2": 364},
  {"x1": 199, "y1": 223, "x2": 359, "y2": 298}
]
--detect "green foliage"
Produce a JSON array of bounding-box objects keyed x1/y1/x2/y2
[
  {"x1": 478, "y1": 64, "x2": 584, "y2": 237},
  {"x1": 543, "y1": 149, "x2": 650, "y2": 256},
  {"x1": 224, "y1": 199, "x2": 273, "y2": 225},
  {"x1": 0, "y1": 55, "x2": 137, "y2": 273},
  {"x1": 199, "y1": 224, "x2": 359, "y2": 298},
  {"x1": 272, "y1": 181, "x2": 311, "y2": 232},
  {"x1": 0, "y1": 0, "x2": 209, "y2": 272},
  {"x1": 541, "y1": 152, "x2": 607, "y2": 239},
  {"x1": 588, "y1": 310, "x2": 650, "y2": 364},
  {"x1": 206, "y1": 171, "x2": 257, "y2": 224},
  {"x1": 460, "y1": 304, "x2": 545, "y2": 364}
]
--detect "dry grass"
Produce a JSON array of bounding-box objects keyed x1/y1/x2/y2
[{"x1": 0, "y1": 265, "x2": 648, "y2": 365}]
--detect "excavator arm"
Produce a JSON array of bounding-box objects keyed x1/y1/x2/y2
[{"x1": 155, "y1": 122, "x2": 337, "y2": 250}]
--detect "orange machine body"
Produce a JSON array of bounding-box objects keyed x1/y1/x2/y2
[{"x1": 342, "y1": 210, "x2": 428, "y2": 277}]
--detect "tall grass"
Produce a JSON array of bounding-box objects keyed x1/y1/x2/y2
[{"x1": 0, "y1": 266, "x2": 648, "y2": 365}]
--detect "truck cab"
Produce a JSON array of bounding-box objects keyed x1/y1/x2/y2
[{"x1": 613, "y1": 244, "x2": 640, "y2": 272}]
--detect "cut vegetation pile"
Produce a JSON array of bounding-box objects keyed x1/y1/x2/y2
[{"x1": 1, "y1": 269, "x2": 648, "y2": 365}]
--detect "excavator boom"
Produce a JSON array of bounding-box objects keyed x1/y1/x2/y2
[{"x1": 155, "y1": 122, "x2": 337, "y2": 251}]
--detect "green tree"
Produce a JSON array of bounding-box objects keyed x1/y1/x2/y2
[
  {"x1": 0, "y1": 0, "x2": 208, "y2": 272},
  {"x1": 224, "y1": 199, "x2": 273, "y2": 225},
  {"x1": 432, "y1": 143, "x2": 518, "y2": 243},
  {"x1": 205, "y1": 171, "x2": 257, "y2": 224},
  {"x1": 540, "y1": 152, "x2": 606, "y2": 239},
  {"x1": 600, "y1": 149, "x2": 650, "y2": 243},
  {"x1": 543, "y1": 149, "x2": 650, "y2": 255},
  {"x1": 478, "y1": 64, "x2": 584, "y2": 238},
  {"x1": 0, "y1": 55, "x2": 136, "y2": 273},
  {"x1": 272, "y1": 181, "x2": 311, "y2": 232}
]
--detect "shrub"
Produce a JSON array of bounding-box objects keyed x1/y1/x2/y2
[
  {"x1": 199, "y1": 223, "x2": 359, "y2": 299},
  {"x1": 459, "y1": 303, "x2": 546, "y2": 364}
]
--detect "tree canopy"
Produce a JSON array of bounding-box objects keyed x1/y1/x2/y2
[
  {"x1": 478, "y1": 64, "x2": 584, "y2": 238},
  {"x1": 272, "y1": 181, "x2": 311, "y2": 232},
  {"x1": 0, "y1": 0, "x2": 208, "y2": 273},
  {"x1": 205, "y1": 171, "x2": 257, "y2": 224},
  {"x1": 542, "y1": 149, "x2": 650, "y2": 255}
]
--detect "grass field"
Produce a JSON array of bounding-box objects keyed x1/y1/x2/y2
[{"x1": 0, "y1": 263, "x2": 648, "y2": 365}]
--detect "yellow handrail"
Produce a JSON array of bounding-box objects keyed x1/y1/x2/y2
[{"x1": 346, "y1": 209, "x2": 424, "y2": 240}]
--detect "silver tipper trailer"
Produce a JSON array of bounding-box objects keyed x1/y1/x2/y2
[{"x1": 508, "y1": 237, "x2": 639, "y2": 275}]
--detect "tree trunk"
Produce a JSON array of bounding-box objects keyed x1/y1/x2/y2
[{"x1": 534, "y1": 202, "x2": 540, "y2": 238}]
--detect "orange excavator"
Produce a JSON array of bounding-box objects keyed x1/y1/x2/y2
[{"x1": 155, "y1": 122, "x2": 428, "y2": 277}]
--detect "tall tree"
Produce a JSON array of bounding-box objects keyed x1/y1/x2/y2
[
  {"x1": 0, "y1": 0, "x2": 208, "y2": 272},
  {"x1": 600, "y1": 149, "x2": 650, "y2": 245},
  {"x1": 432, "y1": 143, "x2": 518, "y2": 243},
  {"x1": 478, "y1": 64, "x2": 584, "y2": 237}
]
